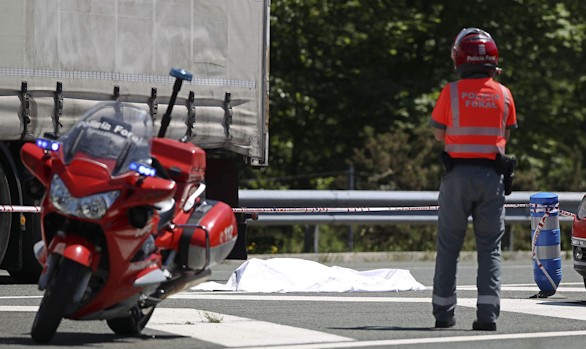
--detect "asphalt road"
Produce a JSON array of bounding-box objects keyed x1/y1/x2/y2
[{"x1": 1, "y1": 254, "x2": 586, "y2": 349}]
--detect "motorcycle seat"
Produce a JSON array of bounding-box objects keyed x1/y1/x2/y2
[{"x1": 155, "y1": 198, "x2": 175, "y2": 230}]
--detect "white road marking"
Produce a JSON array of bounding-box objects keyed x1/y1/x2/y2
[
  {"x1": 457, "y1": 298, "x2": 586, "y2": 321},
  {"x1": 2, "y1": 283, "x2": 586, "y2": 348},
  {"x1": 5, "y1": 304, "x2": 586, "y2": 349},
  {"x1": 0, "y1": 305, "x2": 38, "y2": 311},
  {"x1": 228, "y1": 330, "x2": 586, "y2": 349},
  {"x1": 147, "y1": 308, "x2": 353, "y2": 347},
  {"x1": 170, "y1": 294, "x2": 432, "y2": 302},
  {"x1": 170, "y1": 292, "x2": 586, "y2": 323},
  {"x1": 0, "y1": 296, "x2": 42, "y2": 299},
  {"x1": 499, "y1": 282, "x2": 583, "y2": 287},
  {"x1": 0, "y1": 305, "x2": 352, "y2": 347},
  {"x1": 458, "y1": 285, "x2": 585, "y2": 292}
]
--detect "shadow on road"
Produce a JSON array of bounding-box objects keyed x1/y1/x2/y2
[
  {"x1": 329, "y1": 325, "x2": 475, "y2": 332},
  {"x1": 329, "y1": 325, "x2": 436, "y2": 331},
  {"x1": 0, "y1": 276, "x2": 18, "y2": 285},
  {"x1": 0, "y1": 332, "x2": 185, "y2": 346},
  {"x1": 539, "y1": 300, "x2": 586, "y2": 307}
]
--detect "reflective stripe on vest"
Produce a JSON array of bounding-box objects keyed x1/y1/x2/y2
[
  {"x1": 445, "y1": 81, "x2": 508, "y2": 155},
  {"x1": 500, "y1": 84, "x2": 511, "y2": 127}
]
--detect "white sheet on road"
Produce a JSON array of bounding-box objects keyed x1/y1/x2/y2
[{"x1": 192, "y1": 258, "x2": 426, "y2": 293}]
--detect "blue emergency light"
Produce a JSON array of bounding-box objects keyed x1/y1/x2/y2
[
  {"x1": 36, "y1": 138, "x2": 61, "y2": 152},
  {"x1": 129, "y1": 162, "x2": 156, "y2": 177}
]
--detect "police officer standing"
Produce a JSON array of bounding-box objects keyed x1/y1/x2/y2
[{"x1": 429, "y1": 28, "x2": 517, "y2": 331}]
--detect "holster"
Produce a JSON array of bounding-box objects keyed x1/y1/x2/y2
[
  {"x1": 495, "y1": 153, "x2": 517, "y2": 196},
  {"x1": 440, "y1": 151, "x2": 454, "y2": 173}
]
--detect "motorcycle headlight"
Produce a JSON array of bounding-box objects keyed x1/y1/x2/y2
[
  {"x1": 578, "y1": 196, "x2": 586, "y2": 220},
  {"x1": 50, "y1": 175, "x2": 119, "y2": 219}
]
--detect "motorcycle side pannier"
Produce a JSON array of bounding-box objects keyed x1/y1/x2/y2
[{"x1": 178, "y1": 200, "x2": 238, "y2": 270}]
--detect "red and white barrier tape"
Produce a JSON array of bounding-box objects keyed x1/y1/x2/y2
[
  {"x1": 233, "y1": 205, "x2": 440, "y2": 214},
  {"x1": 559, "y1": 209, "x2": 576, "y2": 218},
  {"x1": 232, "y1": 203, "x2": 539, "y2": 214},
  {"x1": 0, "y1": 205, "x2": 41, "y2": 213},
  {"x1": 0, "y1": 203, "x2": 576, "y2": 216}
]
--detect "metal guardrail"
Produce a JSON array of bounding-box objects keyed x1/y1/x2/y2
[{"x1": 239, "y1": 190, "x2": 583, "y2": 226}]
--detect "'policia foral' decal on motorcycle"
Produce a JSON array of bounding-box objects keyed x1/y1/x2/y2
[{"x1": 78, "y1": 119, "x2": 147, "y2": 145}]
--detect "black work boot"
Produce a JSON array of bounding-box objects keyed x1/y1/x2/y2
[
  {"x1": 472, "y1": 320, "x2": 496, "y2": 331},
  {"x1": 435, "y1": 318, "x2": 456, "y2": 328}
]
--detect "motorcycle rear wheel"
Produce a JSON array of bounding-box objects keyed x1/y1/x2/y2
[
  {"x1": 30, "y1": 257, "x2": 88, "y2": 343},
  {"x1": 107, "y1": 305, "x2": 156, "y2": 336}
]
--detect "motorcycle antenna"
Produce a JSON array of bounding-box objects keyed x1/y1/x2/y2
[{"x1": 158, "y1": 68, "x2": 193, "y2": 138}]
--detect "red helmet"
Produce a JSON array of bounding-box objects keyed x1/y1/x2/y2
[{"x1": 451, "y1": 28, "x2": 499, "y2": 75}]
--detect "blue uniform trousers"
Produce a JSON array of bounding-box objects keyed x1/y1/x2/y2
[{"x1": 432, "y1": 164, "x2": 505, "y2": 324}]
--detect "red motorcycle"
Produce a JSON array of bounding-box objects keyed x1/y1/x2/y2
[
  {"x1": 572, "y1": 195, "x2": 586, "y2": 287},
  {"x1": 21, "y1": 69, "x2": 238, "y2": 343}
]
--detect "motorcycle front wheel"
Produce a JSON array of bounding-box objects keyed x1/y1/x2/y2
[
  {"x1": 107, "y1": 305, "x2": 156, "y2": 336},
  {"x1": 30, "y1": 257, "x2": 89, "y2": 343}
]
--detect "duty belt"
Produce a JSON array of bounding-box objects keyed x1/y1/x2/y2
[{"x1": 452, "y1": 158, "x2": 496, "y2": 167}]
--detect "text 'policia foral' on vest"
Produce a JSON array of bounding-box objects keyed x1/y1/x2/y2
[{"x1": 461, "y1": 91, "x2": 500, "y2": 109}]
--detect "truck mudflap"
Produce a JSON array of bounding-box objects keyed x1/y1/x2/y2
[
  {"x1": 205, "y1": 157, "x2": 248, "y2": 260},
  {"x1": 178, "y1": 200, "x2": 238, "y2": 270}
]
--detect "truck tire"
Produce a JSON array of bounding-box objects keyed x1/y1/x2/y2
[
  {"x1": 0, "y1": 165, "x2": 12, "y2": 265},
  {"x1": 30, "y1": 257, "x2": 88, "y2": 343},
  {"x1": 8, "y1": 208, "x2": 42, "y2": 283}
]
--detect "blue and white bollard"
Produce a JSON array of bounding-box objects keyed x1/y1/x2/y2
[{"x1": 530, "y1": 192, "x2": 562, "y2": 297}]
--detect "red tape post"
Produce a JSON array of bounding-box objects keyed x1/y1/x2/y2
[{"x1": 530, "y1": 203, "x2": 575, "y2": 292}]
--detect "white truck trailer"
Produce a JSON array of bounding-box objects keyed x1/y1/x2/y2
[{"x1": 0, "y1": 0, "x2": 270, "y2": 281}]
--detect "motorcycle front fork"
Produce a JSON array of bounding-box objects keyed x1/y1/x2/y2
[{"x1": 38, "y1": 252, "x2": 92, "y2": 305}]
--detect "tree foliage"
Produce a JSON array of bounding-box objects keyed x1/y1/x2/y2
[
  {"x1": 243, "y1": 0, "x2": 586, "y2": 193},
  {"x1": 241, "y1": 0, "x2": 586, "y2": 252}
]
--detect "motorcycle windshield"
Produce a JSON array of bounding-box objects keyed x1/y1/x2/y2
[{"x1": 60, "y1": 102, "x2": 153, "y2": 176}]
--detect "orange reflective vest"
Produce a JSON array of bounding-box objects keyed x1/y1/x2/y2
[{"x1": 431, "y1": 78, "x2": 517, "y2": 160}]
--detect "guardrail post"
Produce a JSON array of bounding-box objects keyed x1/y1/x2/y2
[
  {"x1": 314, "y1": 225, "x2": 319, "y2": 253},
  {"x1": 304, "y1": 225, "x2": 319, "y2": 253}
]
